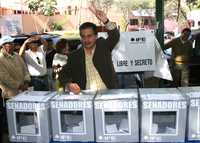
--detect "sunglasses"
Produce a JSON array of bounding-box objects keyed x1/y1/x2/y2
[{"x1": 36, "y1": 57, "x2": 41, "y2": 64}]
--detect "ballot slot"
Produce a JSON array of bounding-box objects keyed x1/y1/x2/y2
[
  {"x1": 150, "y1": 110, "x2": 177, "y2": 135},
  {"x1": 103, "y1": 111, "x2": 130, "y2": 135},
  {"x1": 15, "y1": 111, "x2": 40, "y2": 136},
  {"x1": 59, "y1": 110, "x2": 85, "y2": 134}
]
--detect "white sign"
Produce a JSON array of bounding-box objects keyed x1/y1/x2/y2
[
  {"x1": 143, "y1": 101, "x2": 187, "y2": 109},
  {"x1": 51, "y1": 101, "x2": 92, "y2": 109},
  {"x1": 112, "y1": 31, "x2": 156, "y2": 72},
  {"x1": 7, "y1": 102, "x2": 46, "y2": 110},
  {"x1": 95, "y1": 100, "x2": 137, "y2": 109}
]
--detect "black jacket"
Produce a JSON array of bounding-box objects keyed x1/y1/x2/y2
[{"x1": 59, "y1": 27, "x2": 120, "y2": 89}]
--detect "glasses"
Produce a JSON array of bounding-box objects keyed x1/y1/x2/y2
[{"x1": 36, "y1": 57, "x2": 41, "y2": 64}]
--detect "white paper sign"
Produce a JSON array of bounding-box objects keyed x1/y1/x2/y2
[{"x1": 111, "y1": 31, "x2": 156, "y2": 72}]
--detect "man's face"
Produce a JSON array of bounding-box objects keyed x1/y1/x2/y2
[
  {"x1": 29, "y1": 42, "x2": 39, "y2": 51},
  {"x1": 3, "y1": 43, "x2": 14, "y2": 54},
  {"x1": 80, "y1": 28, "x2": 97, "y2": 49}
]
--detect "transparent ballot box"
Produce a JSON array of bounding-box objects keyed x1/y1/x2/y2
[
  {"x1": 6, "y1": 91, "x2": 55, "y2": 143},
  {"x1": 140, "y1": 88, "x2": 187, "y2": 143},
  {"x1": 50, "y1": 91, "x2": 96, "y2": 142},
  {"x1": 94, "y1": 89, "x2": 138, "y2": 142},
  {"x1": 15, "y1": 112, "x2": 39, "y2": 135},
  {"x1": 151, "y1": 111, "x2": 177, "y2": 134},
  {"x1": 179, "y1": 86, "x2": 200, "y2": 141},
  {"x1": 60, "y1": 110, "x2": 84, "y2": 133}
]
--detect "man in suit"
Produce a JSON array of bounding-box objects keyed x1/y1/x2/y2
[{"x1": 59, "y1": 5, "x2": 120, "y2": 94}]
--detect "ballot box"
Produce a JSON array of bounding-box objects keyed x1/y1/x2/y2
[
  {"x1": 6, "y1": 91, "x2": 55, "y2": 143},
  {"x1": 94, "y1": 89, "x2": 139, "y2": 143},
  {"x1": 179, "y1": 86, "x2": 200, "y2": 142},
  {"x1": 140, "y1": 88, "x2": 187, "y2": 143},
  {"x1": 112, "y1": 31, "x2": 156, "y2": 72},
  {"x1": 50, "y1": 91, "x2": 96, "y2": 142}
]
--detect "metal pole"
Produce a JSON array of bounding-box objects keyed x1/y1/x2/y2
[{"x1": 156, "y1": 0, "x2": 164, "y2": 49}]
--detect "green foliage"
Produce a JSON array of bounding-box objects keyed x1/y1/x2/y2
[
  {"x1": 164, "y1": 0, "x2": 198, "y2": 22},
  {"x1": 26, "y1": 0, "x2": 40, "y2": 12},
  {"x1": 40, "y1": 0, "x2": 57, "y2": 16},
  {"x1": 114, "y1": 0, "x2": 155, "y2": 12},
  {"x1": 26, "y1": 0, "x2": 57, "y2": 16},
  {"x1": 50, "y1": 22, "x2": 63, "y2": 31},
  {"x1": 187, "y1": 0, "x2": 200, "y2": 9},
  {"x1": 119, "y1": 17, "x2": 128, "y2": 32}
]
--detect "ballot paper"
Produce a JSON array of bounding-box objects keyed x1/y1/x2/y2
[
  {"x1": 119, "y1": 118, "x2": 129, "y2": 133},
  {"x1": 106, "y1": 124, "x2": 118, "y2": 134},
  {"x1": 62, "y1": 114, "x2": 74, "y2": 125},
  {"x1": 61, "y1": 112, "x2": 84, "y2": 133},
  {"x1": 72, "y1": 121, "x2": 84, "y2": 133},
  {"x1": 165, "y1": 126, "x2": 176, "y2": 134},
  {"x1": 20, "y1": 125, "x2": 36, "y2": 134},
  {"x1": 62, "y1": 122, "x2": 84, "y2": 133}
]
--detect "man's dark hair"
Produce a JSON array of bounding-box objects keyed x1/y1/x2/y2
[
  {"x1": 182, "y1": 28, "x2": 191, "y2": 34},
  {"x1": 56, "y1": 38, "x2": 69, "y2": 54},
  {"x1": 46, "y1": 38, "x2": 53, "y2": 43},
  {"x1": 79, "y1": 22, "x2": 97, "y2": 35}
]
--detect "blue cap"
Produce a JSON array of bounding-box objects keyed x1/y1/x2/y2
[{"x1": 0, "y1": 36, "x2": 15, "y2": 46}]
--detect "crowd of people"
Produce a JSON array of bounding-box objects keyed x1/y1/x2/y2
[
  {"x1": 0, "y1": 34, "x2": 71, "y2": 142},
  {"x1": 0, "y1": 3, "x2": 199, "y2": 143},
  {"x1": 0, "y1": 5, "x2": 120, "y2": 142}
]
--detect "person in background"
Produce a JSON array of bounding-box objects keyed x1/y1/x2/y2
[
  {"x1": 45, "y1": 38, "x2": 56, "y2": 90},
  {"x1": 0, "y1": 33, "x2": 2, "y2": 143},
  {"x1": 19, "y1": 36, "x2": 49, "y2": 91},
  {"x1": 52, "y1": 38, "x2": 69, "y2": 91},
  {"x1": 0, "y1": 89, "x2": 2, "y2": 143},
  {"x1": 13, "y1": 43, "x2": 21, "y2": 53},
  {"x1": 59, "y1": 4, "x2": 120, "y2": 94},
  {"x1": 0, "y1": 36, "x2": 31, "y2": 97},
  {"x1": 0, "y1": 36, "x2": 31, "y2": 143},
  {"x1": 0, "y1": 33, "x2": 1, "y2": 49},
  {"x1": 194, "y1": 32, "x2": 200, "y2": 55},
  {"x1": 164, "y1": 28, "x2": 193, "y2": 87}
]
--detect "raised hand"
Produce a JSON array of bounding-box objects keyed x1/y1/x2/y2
[
  {"x1": 24, "y1": 36, "x2": 39, "y2": 44},
  {"x1": 89, "y1": 2, "x2": 108, "y2": 23},
  {"x1": 24, "y1": 37, "x2": 34, "y2": 45}
]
